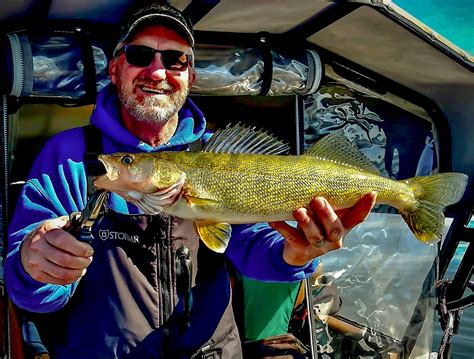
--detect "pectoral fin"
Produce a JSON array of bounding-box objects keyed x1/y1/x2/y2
[
  {"x1": 184, "y1": 194, "x2": 219, "y2": 207},
  {"x1": 194, "y1": 221, "x2": 231, "y2": 253}
]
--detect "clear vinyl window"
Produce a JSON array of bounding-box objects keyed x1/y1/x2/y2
[{"x1": 303, "y1": 82, "x2": 446, "y2": 357}]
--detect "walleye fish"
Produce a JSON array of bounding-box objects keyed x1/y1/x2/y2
[{"x1": 94, "y1": 124, "x2": 468, "y2": 253}]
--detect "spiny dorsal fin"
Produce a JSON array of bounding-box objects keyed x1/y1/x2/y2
[
  {"x1": 202, "y1": 123, "x2": 290, "y2": 155},
  {"x1": 305, "y1": 133, "x2": 380, "y2": 175}
]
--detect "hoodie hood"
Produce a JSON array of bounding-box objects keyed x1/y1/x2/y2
[{"x1": 90, "y1": 84, "x2": 206, "y2": 153}]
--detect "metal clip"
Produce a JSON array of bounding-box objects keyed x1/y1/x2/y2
[{"x1": 64, "y1": 190, "x2": 108, "y2": 243}]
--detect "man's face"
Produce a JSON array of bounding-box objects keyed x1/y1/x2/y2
[{"x1": 109, "y1": 25, "x2": 196, "y2": 125}]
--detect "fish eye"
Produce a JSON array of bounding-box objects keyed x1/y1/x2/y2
[{"x1": 121, "y1": 155, "x2": 134, "y2": 165}]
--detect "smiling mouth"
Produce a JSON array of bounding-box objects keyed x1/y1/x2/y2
[{"x1": 139, "y1": 85, "x2": 171, "y2": 95}]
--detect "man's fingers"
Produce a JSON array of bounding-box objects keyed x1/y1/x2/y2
[
  {"x1": 269, "y1": 221, "x2": 304, "y2": 245},
  {"x1": 41, "y1": 216, "x2": 94, "y2": 257},
  {"x1": 270, "y1": 221, "x2": 313, "y2": 266},
  {"x1": 27, "y1": 257, "x2": 88, "y2": 285},
  {"x1": 21, "y1": 218, "x2": 94, "y2": 284},
  {"x1": 29, "y1": 236, "x2": 92, "y2": 269},
  {"x1": 293, "y1": 207, "x2": 325, "y2": 247},
  {"x1": 43, "y1": 229, "x2": 94, "y2": 258},
  {"x1": 309, "y1": 197, "x2": 344, "y2": 243},
  {"x1": 45, "y1": 246, "x2": 93, "y2": 270},
  {"x1": 271, "y1": 193, "x2": 376, "y2": 267},
  {"x1": 341, "y1": 192, "x2": 377, "y2": 230}
]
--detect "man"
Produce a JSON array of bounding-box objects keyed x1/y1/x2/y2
[{"x1": 5, "y1": 3, "x2": 375, "y2": 358}]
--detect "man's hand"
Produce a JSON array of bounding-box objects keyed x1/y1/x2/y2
[
  {"x1": 269, "y1": 192, "x2": 377, "y2": 266},
  {"x1": 21, "y1": 216, "x2": 94, "y2": 285}
]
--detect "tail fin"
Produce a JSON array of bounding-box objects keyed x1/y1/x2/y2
[{"x1": 401, "y1": 173, "x2": 468, "y2": 243}]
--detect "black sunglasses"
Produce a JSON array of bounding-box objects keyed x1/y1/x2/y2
[{"x1": 116, "y1": 44, "x2": 192, "y2": 71}]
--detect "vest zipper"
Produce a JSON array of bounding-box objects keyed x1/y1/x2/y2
[
  {"x1": 156, "y1": 216, "x2": 174, "y2": 324},
  {"x1": 176, "y1": 245, "x2": 192, "y2": 331}
]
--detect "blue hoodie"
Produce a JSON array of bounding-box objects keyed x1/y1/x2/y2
[{"x1": 5, "y1": 84, "x2": 318, "y2": 314}]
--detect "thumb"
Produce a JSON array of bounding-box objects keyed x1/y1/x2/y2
[
  {"x1": 342, "y1": 192, "x2": 377, "y2": 231},
  {"x1": 270, "y1": 222, "x2": 313, "y2": 267},
  {"x1": 269, "y1": 221, "x2": 299, "y2": 243},
  {"x1": 44, "y1": 216, "x2": 70, "y2": 231}
]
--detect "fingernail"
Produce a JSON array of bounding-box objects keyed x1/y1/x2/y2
[
  {"x1": 313, "y1": 197, "x2": 325, "y2": 210},
  {"x1": 330, "y1": 228, "x2": 342, "y2": 241},
  {"x1": 86, "y1": 248, "x2": 94, "y2": 256},
  {"x1": 312, "y1": 239, "x2": 325, "y2": 248},
  {"x1": 294, "y1": 208, "x2": 309, "y2": 224}
]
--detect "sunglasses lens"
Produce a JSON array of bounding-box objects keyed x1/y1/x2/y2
[
  {"x1": 124, "y1": 45, "x2": 156, "y2": 67},
  {"x1": 161, "y1": 50, "x2": 189, "y2": 71},
  {"x1": 123, "y1": 45, "x2": 189, "y2": 71}
]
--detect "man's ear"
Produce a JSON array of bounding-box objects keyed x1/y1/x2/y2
[
  {"x1": 109, "y1": 58, "x2": 118, "y2": 85},
  {"x1": 188, "y1": 67, "x2": 197, "y2": 87}
]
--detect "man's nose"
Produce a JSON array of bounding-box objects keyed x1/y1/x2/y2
[{"x1": 144, "y1": 55, "x2": 167, "y2": 80}]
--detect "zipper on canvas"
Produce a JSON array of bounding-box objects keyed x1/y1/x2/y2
[
  {"x1": 6, "y1": 34, "x2": 24, "y2": 98},
  {"x1": 1, "y1": 95, "x2": 11, "y2": 359}
]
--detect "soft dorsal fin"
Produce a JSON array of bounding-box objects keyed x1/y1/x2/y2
[
  {"x1": 202, "y1": 123, "x2": 290, "y2": 155},
  {"x1": 305, "y1": 133, "x2": 380, "y2": 175}
]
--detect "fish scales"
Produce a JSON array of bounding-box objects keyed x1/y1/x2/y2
[{"x1": 159, "y1": 151, "x2": 415, "y2": 221}]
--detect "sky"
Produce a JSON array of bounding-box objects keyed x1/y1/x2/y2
[{"x1": 394, "y1": 0, "x2": 474, "y2": 54}]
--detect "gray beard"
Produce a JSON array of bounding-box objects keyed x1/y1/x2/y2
[{"x1": 118, "y1": 82, "x2": 189, "y2": 125}]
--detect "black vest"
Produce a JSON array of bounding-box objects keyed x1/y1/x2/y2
[{"x1": 29, "y1": 125, "x2": 243, "y2": 359}]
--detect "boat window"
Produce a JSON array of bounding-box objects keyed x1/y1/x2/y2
[
  {"x1": 8, "y1": 105, "x2": 92, "y2": 208},
  {"x1": 393, "y1": 1, "x2": 473, "y2": 55},
  {"x1": 307, "y1": 6, "x2": 472, "y2": 102},
  {"x1": 303, "y1": 74, "x2": 448, "y2": 357}
]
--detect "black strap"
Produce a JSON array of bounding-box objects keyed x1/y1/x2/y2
[
  {"x1": 75, "y1": 28, "x2": 98, "y2": 105},
  {"x1": 257, "y1": 32, "x2": 273, "y2": 96},
  {"x1": 82, "y1": 124, "x2": 105, "y2": 198},
  {"x1": 27, "y1": 0, "x2": 53, "y2": 29}
]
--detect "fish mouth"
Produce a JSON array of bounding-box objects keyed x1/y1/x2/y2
[{"x1": 98, "y1": 156, "x2": 120, "y2": 181}]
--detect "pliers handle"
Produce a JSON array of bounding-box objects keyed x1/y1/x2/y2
[{"x1": 64, "y1": 190, "x2": 108, "y2": 243}]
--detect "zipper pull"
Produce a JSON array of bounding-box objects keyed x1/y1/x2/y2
[{"x1": 175, "y1": 245, "x2": 192, "y2": 331}]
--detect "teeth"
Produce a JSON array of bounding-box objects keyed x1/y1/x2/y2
[{"x1": 141, "y1": 86, "x2": 166, "y2": 94}]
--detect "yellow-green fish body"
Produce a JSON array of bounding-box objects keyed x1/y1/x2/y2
[
  {"x1": 94, "y1": 125, "x2": 468, "y2": 252},
  {"x1": 158, "y1": 151, "x2": 414, "y2": 223}
]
